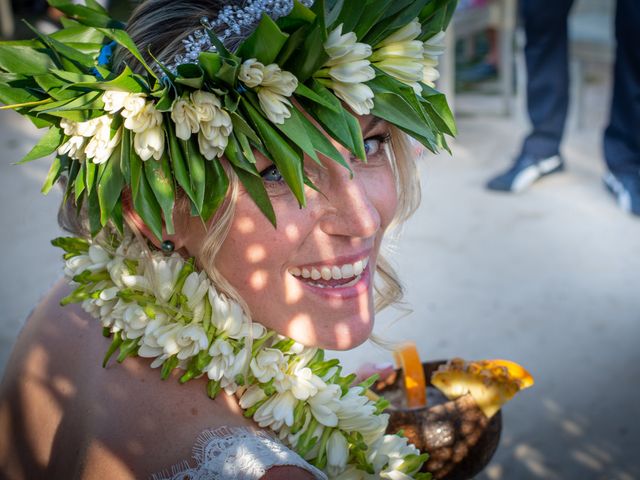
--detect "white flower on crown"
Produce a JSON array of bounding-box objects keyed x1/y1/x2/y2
[
  {"x1": 318, "y1": 24, "x2": 375, "y2": 115},
  {"x1": 170, "y1": 97, "x2": 200, "y2": 140},
  {"x1": 107, "y1": 92, "x2": 165, "y2": 161},
  {"x1": 192, "y1": 90, "x2": 232, "y2": 160},
  {"x1": 58, "y1": 134, "x2": 86, "y2": 161},
  {"x1": 58, "y1": 118, "x2": 89, "y2": 161},
  {"x1": 372, "y1": 19, "x2": 425, "y2": 94},
  {"x1": 239, "y1": 59, "x2": 298, "y2": 124},
  {"x1": 422, "y1": 31, "x2": 446, "y2": 87},
  {"x1": 238, "y1": 59, "x2": 264, "y2": 88},
  {"x1": 102, "y1": 90, "x2": 142, "y2": 114},
  {"x1": 84, "y1": 115, "x2": 122, "y2": 165},
  {"x1": 133, "y1": 125, "x2": 164, "y2": 161}
]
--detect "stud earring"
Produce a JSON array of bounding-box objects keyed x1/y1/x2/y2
[{"x1": 161, "y1": 240, "x2": 175, "y2": 253}]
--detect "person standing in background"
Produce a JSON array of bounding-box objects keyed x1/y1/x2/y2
[{"x1": 486, "y1": 0, "x2": 640, "y2": 217}]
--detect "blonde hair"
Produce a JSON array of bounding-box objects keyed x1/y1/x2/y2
[{"x1": 59, "y1": 0, "x2": 423, "y2": 323}]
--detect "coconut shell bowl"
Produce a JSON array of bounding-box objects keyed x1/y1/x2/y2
[{"x1": 372, "y1": 360, "x2": 503, "y2": 480}]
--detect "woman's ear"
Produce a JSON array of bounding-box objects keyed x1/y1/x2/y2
[{"x1": 121, "y1": 190, "x2": 185, "y2": 251}]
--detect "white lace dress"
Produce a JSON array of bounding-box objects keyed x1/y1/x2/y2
[{"x1": 151, "y1": 426, "x2": 328, "y2": 480}]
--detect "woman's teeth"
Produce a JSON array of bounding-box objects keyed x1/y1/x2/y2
[{"x1": 289, "y1": 258, "x2": 369, "y2": 286}]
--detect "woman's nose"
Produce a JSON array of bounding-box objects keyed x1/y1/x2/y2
[{"x1": 316, "y1": 171, "x2": 381, "y2": 239}]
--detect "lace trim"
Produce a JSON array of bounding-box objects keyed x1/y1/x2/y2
[{"x1": 151, "y1": 426, "x2": 328, "y2": 480}]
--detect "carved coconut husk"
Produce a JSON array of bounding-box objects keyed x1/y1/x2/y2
[{"x1": 373, "y1": 361, "x2": 502, "y2": 480}]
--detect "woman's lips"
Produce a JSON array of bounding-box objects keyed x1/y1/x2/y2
[
  {"x1": 289, "y1": 257, "x2": 369, "y2": 282},
  {"x1": 288, "y1": 258, "x2": 371, "y2": 299}
]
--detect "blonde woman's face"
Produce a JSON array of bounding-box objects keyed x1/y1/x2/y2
[{"x1": 206, "y1": 116, "x2": 397, "y2": 350}]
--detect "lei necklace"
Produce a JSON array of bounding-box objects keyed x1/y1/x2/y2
[{"x1": 55, "y1": 233, "x2": 431, "y2": 479}]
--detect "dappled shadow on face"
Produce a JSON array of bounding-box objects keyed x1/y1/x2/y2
[{"x1": 212, "y1": 115, "x2": 398, "y2": 351}]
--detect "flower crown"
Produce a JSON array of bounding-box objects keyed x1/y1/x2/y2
[{"x1": 0, "y1": 0, "x2": 456, "y2": 240}]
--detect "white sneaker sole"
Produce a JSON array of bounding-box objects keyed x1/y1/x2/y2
[
  {"x1": 603, "y1": 172, "x2": 631, "y2": 213},
  {"x1": 511, "y1": 155, "x2": 562, "y2": 192}
]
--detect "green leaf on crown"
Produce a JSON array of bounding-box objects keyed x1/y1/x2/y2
[
  {"x1": 87, "y1": 178, "x2": 102, "y2": 236},
  {"x1": 236, "y1": 13, "x2": 289, "y2": 66},
  {"x1": 0, "y1": 45, "x2": 56, "y2": 75},
  {"x1": 74, "y1": 160, "x2": 86, "y2": 202},
  {"x1": 201, "y1": 156, "x2": 229, "y2": 222},
  {"x1": 418, "y1": 0, "x2": 457, "y2": 41},
  {"x1": 176, "y1": 64, "x2": 205, "y2": 90},
  {"x1": 97, "y1": 28, "x2": 157, "y2": 79},
  {"x1": 50, "y1": 24, "x2": 105, "y2": 45},
  {"x1": 362, "y1": 0, "x2": 426, "y2": 47},
  {"x1": 419, "y1": 83, "x2": 456, "y2": 136},
  {"x1": 199, "y1": 52, "x2": 222, "y2": 82},
  {"x1": 225, "y1": 133, "x2": 276, "y2": 226},
  {"x1": 97, "y1": 148, "x2": 125, "y2": 227},
  {"x1": 74, "y1": 65, "x2": 149, "y2": 94},
  {"x1": 167, "y1": 123, "x2": 197, "y2": 208},
  {"x1": 181, "y1": 137, "x2": 206, "y2": 215},
  {"x1": 242, "y1": 98, "x2": 306, "y2": 207},
  {"x1": 41, "y1": 155, "x2": 69, "y2": 195},
  {"x1": 277, "y1": 0, "x2": 316, "y2": 31},
  {"x1": 130, "y1": 151, "x2": 163, "y2": 240},
  {"x1": 65, "y1": 158, "x2": 80, "y2": 201},
  {"x1": 17, "y1": 126, "x2": 63, "y2": 164},
  {"x1": 23, "y1": 22, "x2": 95, "y2": 72},
  {"x1": 144, "y1": 150, "x2": 176, "y2": 234},
  {"x1": 47, "y1": 0, "x2": 124, "y2": 29},
  {"x1": 303, "y1": 79, "x2": 366, "y2": 161}
]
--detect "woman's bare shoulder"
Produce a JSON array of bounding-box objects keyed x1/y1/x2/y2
[{"x1": 0, "y1": 279, "x2": 254, "y2": 479}]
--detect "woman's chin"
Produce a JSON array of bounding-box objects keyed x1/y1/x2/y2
[{"x1": 303, "y1": 317, "x2": 374, "y2": 351}]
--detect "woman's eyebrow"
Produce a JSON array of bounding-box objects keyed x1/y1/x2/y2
[{"x1": 363, "y1": 117, "x2": 386, "y2": 135}]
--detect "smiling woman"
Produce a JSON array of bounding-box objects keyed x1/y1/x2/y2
[{"x1": 0, "y1": 0, "x2": 456, "y2": 479}]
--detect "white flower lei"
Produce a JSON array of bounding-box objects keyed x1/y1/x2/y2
[{"x1": 54, "y1": 234, "x2": 432, "y2": 479}]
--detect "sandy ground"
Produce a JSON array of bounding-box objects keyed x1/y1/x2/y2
[{"x1": 1, "y1": 70, "x2": 639, "y2": 479}]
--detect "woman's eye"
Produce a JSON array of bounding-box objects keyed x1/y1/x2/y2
[
  {"x1": 364, "y1": 134, "x2": 390, "y2": 157},
  {"x1": 260, "y1": 165, "x2": 283, "y2": 183}
]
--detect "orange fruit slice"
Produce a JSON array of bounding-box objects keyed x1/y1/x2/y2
[
  {"x1": 484, "y1": 359, "x2": 534, "y2": 389},
  {"x1": 431, "y1": 358, "x2": 534, "y2": 418},
  {"x1": 393, "y1": 342, "x2": 427, "y2": 408}
]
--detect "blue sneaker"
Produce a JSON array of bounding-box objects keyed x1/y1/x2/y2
[
  {"x1": 603, "y1": 170, "x2": 640, "y2": 216},
  {"x1": 486, "y1": 154, "x2": 564, "y2": 192}
]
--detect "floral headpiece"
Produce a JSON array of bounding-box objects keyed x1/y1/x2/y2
[{"x1": 0, "y1": 0, "x2": 456, "y2": 239}]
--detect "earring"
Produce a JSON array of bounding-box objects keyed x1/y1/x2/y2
[{"x1": 161, "y1": 240, "x2": 175, "y2": 253}]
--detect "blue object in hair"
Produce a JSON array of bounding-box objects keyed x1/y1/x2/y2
[{"x1": 90, "y1": 41, "x2": 117, "y2": 79}]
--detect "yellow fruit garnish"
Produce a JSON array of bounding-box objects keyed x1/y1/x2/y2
[
  {"x1": 431, "y1": 358, "x2": 534, "y2": 418},
  {"x1": 393, "y1": 342, "x2": 427, "y2": 408}
]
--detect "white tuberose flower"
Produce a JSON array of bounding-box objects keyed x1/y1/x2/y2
[
  {"x1": 327, "y1": 430, "x2": 349, "y2": 476},
  {"x1": 84, "y1": 115, "x2": 121, "y2": 165},
  {"x1": 239, "y1": 59, "x2": 298, "y2": 124},
  {"x1": 318, "y1": 24, "x2": 375, "y2": 115},
  {"x1": 372, "y1": 19, "x2": 426, "y2": 94},
  {"x1": 191, "y1": 90, "x2": 232, "y2": 160},
  {"x1": 110, "y1": 92, "x2": 164, "y2": 161},
  {"x1": 170, "y1": 97, "x2": 200, "y2": 140},
  {"x1": 422, "y1": 31, "x2": 446, "y2": 87}
]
